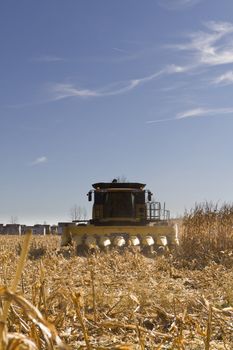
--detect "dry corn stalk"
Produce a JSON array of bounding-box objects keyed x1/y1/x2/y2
[
  {"x1": 0, "y1": 287, "x2": 68, "y2": 349},
  {"x1": 0, "y1": 231, "x2": 32, "y2": 349}
]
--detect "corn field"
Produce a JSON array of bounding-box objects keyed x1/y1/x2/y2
[
  {"x1": 180, "y1": 202, "x2": 233, "y2": 267},
  {"x1": 0, "y1": 203, "x2": 233, "y2": 349}
]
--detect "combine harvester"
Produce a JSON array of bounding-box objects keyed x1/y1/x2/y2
[{"x1": 59, "y1": 180, "x2": 179, "y2": 255}]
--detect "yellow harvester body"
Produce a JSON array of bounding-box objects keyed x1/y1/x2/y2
[{"x1": 59, "y1": 180, "x2": 179, "y2": 253}]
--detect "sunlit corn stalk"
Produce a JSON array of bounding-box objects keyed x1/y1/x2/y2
[
  {"x1": 0, "y1": 287, "x2": 68, "y2": 349},
  {"x1": 205, "y1": 304, "x2": 212, "y2": 350},
  {"x1": 90, "y1": 266, "x2": 97, "y2": 323},
  {"x1": 29, "y1": 323, "x2": 41, "y2": 349},
  {"x1": 71, "y1": 291, "x2": 92, "y2": 350},
  {"x1": 181, "y1": 202, "x2": 233, "y2": 264},
  {"x1": 136, "y1": 324, "x2": 145, "y2": 350},
  {"x1": 39, "y1": 260, "x2": 48, "y2": 317},
  {"x1": 21, "y1": 273, "x2": 25, "y2": 295},
  {"x1": 0, "y1": 230, "x2": 32, "y2": 349}
]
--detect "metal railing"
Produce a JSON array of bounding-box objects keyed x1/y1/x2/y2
[{"x1": 147, "y1": 201, "x2": 170, "y2": 221}]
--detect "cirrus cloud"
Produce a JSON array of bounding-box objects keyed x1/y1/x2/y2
[
  {"x1": 157, "y1": 0, "x2": 203, "y2": 10},
  {"x1": 212, "y1": 71, "x2": 233, "y2": 86},
  {"x1": 31, "y1": 55, "x2": 64, "y2": 63},
  {"x1": 50, "y1": 65, "x2": 187, "y2": 101},
  {"x1": 170, "y1": 21, "x2": 233, "y2": 67},
  {"x1": 146, "y1": 107, "x2": 233, "y2": 123},
  {"x1": 30, "y1": 156, "x2": 48, "y2": 166}
]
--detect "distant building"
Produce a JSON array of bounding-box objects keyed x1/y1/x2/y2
[
  {"x1": 33, "y1": 224, "x2": 51, "y2": 235},
  {"x1": 0, "y1": 224, "x2": 4, "y2": 234},
  {"x1": 4, "y1": 224, "x2": 22, "y2": 235},
  {"x1": 21, "y1": 225, "x2": 33, "y2": 234},
  {"x1": 51, "y1": 225, "x2": 58, "y2": 235},
  {"x1": 0, "y1": 223, "x2": 60, "y2": 235}
]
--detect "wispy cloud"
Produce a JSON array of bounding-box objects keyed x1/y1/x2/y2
[
  {"x1": 177, "y1": 107, "x2": 233, "y2": 119},
  {"x1": 30, "y1": 156, "x2": 48, "y2": 166},
  {"x1": 157, "y1": 0, "x2": 202, "y2": 10},
  {"x1": 17, "y1": 21, "x2": 233, "y2": 107},
  {"x1": 171, "y1": 21, "x2": 233, "y2": 67},
  {"x1": 176, "y1": 107, "x2": 208, "y2": 119},
  {"x1": 212, "y1": 71, "x2": 233, "y2": 85},
  {"x1": 146, "y1": 107, "x2": 233, "y2": 123},
  {"x1": 146, "y1": 117, "x2": 175, "y2": 124},
  {"x1": 46, "y1": 21, "x2": 233, "y2": 103},
  {"x1": 50, "y1": 65, "x2": 187, "y2": 101},
  {"x1": 112, "y1": 47, "x2": 129, "y2": 54},
  {"x1": 31, "y1": 55, "x2": 64, "y2": 63}
]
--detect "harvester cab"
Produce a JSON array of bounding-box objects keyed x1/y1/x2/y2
[
  {"x1": 59, "y1": 180, "x2": 179, "y2": 254},
  {"x1": 88, "y1": 180, "x2": 169, "y2": 226}
]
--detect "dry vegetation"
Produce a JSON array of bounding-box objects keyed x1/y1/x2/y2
[
  {"x1": 181, "y1": 202, "x2": 233, "y2": 268},
  {"x1": 0, "y1": 203, "x2": 233, "y2": 349}
]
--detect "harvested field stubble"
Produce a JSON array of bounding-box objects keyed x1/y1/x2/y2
[{"x1": 0, "y1": 228, "x2": 232, "y2": 349}]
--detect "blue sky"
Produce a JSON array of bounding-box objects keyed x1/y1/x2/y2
[{"x1": 1, "y1": 0, "x2": 233, "y2": 224}]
